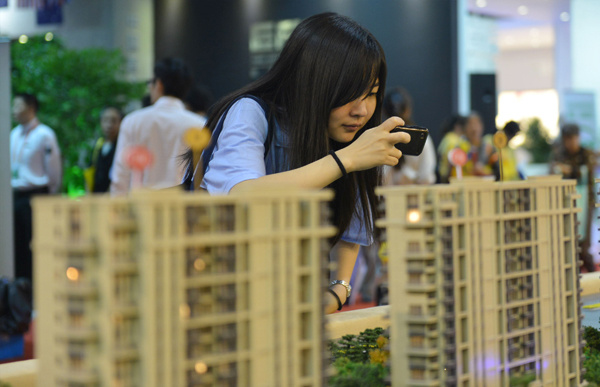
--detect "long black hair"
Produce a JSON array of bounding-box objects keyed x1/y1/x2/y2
[{"x1": 184, "y1": 12, "x2": 387, "y2": 244}]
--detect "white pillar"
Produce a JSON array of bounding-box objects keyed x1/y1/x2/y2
[
  {"x1": 555, "y1": 10, "x2": 572, "y2": 114},
  {"x1": 111, "y1": 0, "x2": 154, "y2": 82},
  {"x1": 457, "y1": 0, "x2": 469, "y2": 115},
  {"x1": 571, "y1": 0, "x2": 600, "y2": 149},
  {"x1": 0, "y1": 38, "x2": 14, "y2": 277}
]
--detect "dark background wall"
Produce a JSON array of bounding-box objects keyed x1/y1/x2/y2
[{"x1": 154, "y1": 0, "x2": 458, "y2": 144}]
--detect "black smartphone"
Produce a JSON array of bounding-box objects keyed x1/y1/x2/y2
[{"x1": 390, "y1": 125, "x2": 429, "y2": 156}]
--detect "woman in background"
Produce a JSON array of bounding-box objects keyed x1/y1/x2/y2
[{"x1": 381, "y1": 86, "x2": 436, "y2": 185}]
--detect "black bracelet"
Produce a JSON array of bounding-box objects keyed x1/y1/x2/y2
[
  {"x1": 329, "y1": 150, "x2": 348, "y2": 179},
  {"x1": 327, "y1": 288, "x2": 343, "y2": 311}
]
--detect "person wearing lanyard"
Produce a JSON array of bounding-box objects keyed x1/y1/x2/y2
[{"x1": 10, "y1": 93, "x2": 62, "y2": 283}]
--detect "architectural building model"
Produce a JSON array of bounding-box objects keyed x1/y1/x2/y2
[
  {"x1": 377, "y1": 176, "x2": 584, "y2": 387},
  {"x1": 29, "y1": 175, "x2": 588, "y2": 387},
  {"x1": 32, "y1": 188, "x2": 336, "y2": 387}
]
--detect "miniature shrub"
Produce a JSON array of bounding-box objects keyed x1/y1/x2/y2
[
  {"x1": 329, "y1": 327, "x2": 387, "y2": 363},
  {"x1": 584, "y1": 347, "x2": 600, "y2": 385},
  {"x1": 584, "y1": 325, "x2": 600, "y2": 352},
  {"x1": 508, "y1": 372, "x2": 536, "y2": 387},
  {"x1": 329, "y1": 327, "x2": 389, "y2": 386},
  {"x1": 580, "y1": 324, "x2": 600, "y2": 385},
  {"x1": 329, "y1": 357, "x2": 387, "y2": 387},
  {"x1": 331, "y1": 325, "x2": 600, "y2": 385}
]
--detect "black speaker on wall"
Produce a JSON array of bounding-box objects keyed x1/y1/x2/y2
[{"x1": 470, "y1": 73, "x2": 497, "y2": 134}]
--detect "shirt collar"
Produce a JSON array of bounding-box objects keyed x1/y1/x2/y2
[
  {"x1": 154, "y1": 96, "x2": 185, "y2": 109},
  {"x1": 21, "y1": 117, "x2": 39, "y2": 134}
]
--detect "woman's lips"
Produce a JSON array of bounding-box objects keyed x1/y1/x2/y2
[{"x1": 343, "y1": 124, "x2": 361, "y2": 132}]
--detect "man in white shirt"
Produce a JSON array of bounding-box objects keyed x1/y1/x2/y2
[
  {"x1": 110, "y1": 58, "x2": 207, "y2": 194},
  {"x1": 11, "y1": 93, "x2": 62, "y2": 282}
]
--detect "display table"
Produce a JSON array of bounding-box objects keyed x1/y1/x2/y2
[
  {"x1": 327, "y1": 305, "x2": 390, "y2": 339},
  {"x1": 2, "y1": 271, "x2": 600, "y2": 386},
  {"x1": 0, "y1": 359, "x2": 37, "y2": 387}
]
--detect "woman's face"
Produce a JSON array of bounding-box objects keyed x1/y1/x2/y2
[{"x1": 327, "y1": 82, "x2": 379, "y2": 143}]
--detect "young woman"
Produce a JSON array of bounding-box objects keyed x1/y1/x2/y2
[{"x1": 183, "y1": 12, "x2": 409, "y2": 313}]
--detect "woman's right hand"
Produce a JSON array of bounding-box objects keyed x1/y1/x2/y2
[
  {"x1": 336, "y1": 116, "x2": 411, "y2": 173},
  {"x1": 230, "y1": 117, "x2": 411, "y2": 193}
]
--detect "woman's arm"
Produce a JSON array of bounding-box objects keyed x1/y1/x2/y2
[
  {"x1": 325, "y1": 239, "x2": 360, "y2": 314},
  {"x1": 230, "y1": 116, "x2": 409, "y2": 193}
]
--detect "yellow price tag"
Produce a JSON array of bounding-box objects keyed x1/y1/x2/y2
[
  {"x1": 184, "y1": 127, "x2": 211, "y2": 151},
  {"x1": 493, "y1": 131, "x2": 508, "y2": 148}
]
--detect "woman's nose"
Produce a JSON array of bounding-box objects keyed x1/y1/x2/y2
[{"x1": 350, "y1": 98, "x2": 368, "y2": 117}]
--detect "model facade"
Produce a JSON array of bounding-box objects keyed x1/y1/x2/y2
[
  {"x1": 33, "y1": 189, "x2": 335, "y2": 387},
  {"x1": 377, "y1": 176, "x2": 584, "y2": 387}
]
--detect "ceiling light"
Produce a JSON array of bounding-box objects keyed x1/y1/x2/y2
[
  {"x1": 476, "y1": 0, "x2": 487, "y2": 8},
  {"x1": 560, "y1": 12, "x2": 570, "y2": 22},
  {"x1": 517, "y1": 5, "x2": 529, "y2": 15}
]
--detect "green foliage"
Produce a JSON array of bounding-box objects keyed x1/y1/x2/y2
[
  {"x1": 11, "y1": 35, "x2": 145, "y2": 192},
  {"x1": 329, "y1": 328, "x2": 388, "y2": 386},
  {"x1": 522, "y1": 117, "x2": 553, "y2": 163},
  {"x1": 329, "y1": 327, "x2": 387, "y2": 363},
  {"x1": 584, "y1": 325, "x2": 600, "y2": 352},
  {"x1": 583, "y1": 323, "x2": 600, "y2": 385},
  {"x1": 508, "y1": 371, "x2": 536, "y2": 387},
  {"x1": 329, "y1": 357, "x2": 387, "y2": 387},
  {"x1": 584, "y1": 347, "x2": 600, "y2": 385}
]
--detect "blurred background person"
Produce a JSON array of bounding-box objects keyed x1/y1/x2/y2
[
  {"x1": 10, "y1": 93, "x2": 62, "y2": 282},
  {"x1": 381, "y1": 86, "x2": 436, "y2": 185},
  {"x1": 437, "y1": 112, "x2": 491, "y2": 183},
  {"x1": 84, "y1": 106, "x2": 122, "y2": 193},
  {"x1": 550, "y1": 123, "x2": 597, "y2": 272},
  {"x1": 110, "y1": 57, "x2": 206, "y2": 194},
  {"x1": 482, "y1": 120, "x2": 523, "y2": 181},
  {"x1": 437, "y1": 114, "x2": 467, "y2": 183},
  {"x1": 463, "y1": 112, "x2": 491, "y2": 177}
]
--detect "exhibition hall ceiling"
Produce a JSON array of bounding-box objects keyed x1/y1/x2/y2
[{"x1": 467, "y1": 0, "x2": 571, "y2": 23}]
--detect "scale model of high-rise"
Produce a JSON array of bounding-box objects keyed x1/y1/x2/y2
[
  {"x1": 33, "y1": 189, "x2": 335, "y2": 387},
  {"x1": 377, "y1": 176, "x2": 584, "y2": 387}
]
